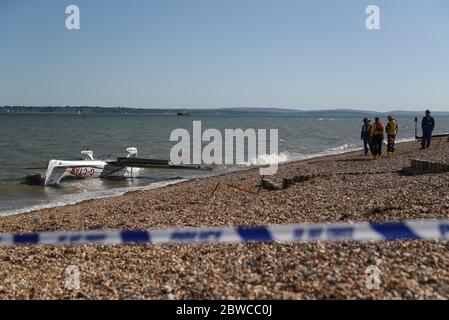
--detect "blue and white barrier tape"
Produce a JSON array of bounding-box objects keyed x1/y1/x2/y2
[{"x1": 1, "y1": 220, "x2": 449, "y2": 245}]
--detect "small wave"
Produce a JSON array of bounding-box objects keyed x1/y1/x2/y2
[
  {"x1": 396, "y1": 137, "x2": 416, "y2": 143},
  {"x1": 287, "y1": 137, "x2": 415, "y2": 162},
  {"x1": 246, "y1": 152, "x2": 290, "y2": 166},
  {"x1": 326, "y1": 143, "x2": 357, "y2": 153},
  {"x1": 384, "y1": 137, "x2": 416, "y2": 146},
  {"x1": 242, "y1": 144, "x2": 359, "y2": 167},
  {"x1": 287, "y1": 144, "x2": 361, "y2": 162}
]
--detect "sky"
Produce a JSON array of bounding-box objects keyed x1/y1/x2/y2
[{"x1": 0, "y1": 0, "x2": 448, "y2": 111}]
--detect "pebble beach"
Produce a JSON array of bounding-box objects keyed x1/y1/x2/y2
[{"x1": 1, "y1": 138, "x2": 449, "y2": 299}]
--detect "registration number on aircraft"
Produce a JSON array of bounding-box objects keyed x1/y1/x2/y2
[{"x1": 70, "y1": 168, "x2": 96, "y2": 176}]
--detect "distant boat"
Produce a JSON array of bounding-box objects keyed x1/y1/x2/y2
[{"x1": 177, "y1": 111, "x2": 191, "y2": 116}]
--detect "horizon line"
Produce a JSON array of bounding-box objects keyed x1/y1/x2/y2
[{"x1": 2, "y1": 105, "x2": 449, "y2": 113}]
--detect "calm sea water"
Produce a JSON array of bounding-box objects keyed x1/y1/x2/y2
[{"x1": 1, "y1": 113, "x2": 448, "y2": 215}]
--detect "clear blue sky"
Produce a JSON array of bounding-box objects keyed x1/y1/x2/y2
[{"x1": 0, "y1": 0, "x2": 448, "y2": 111}]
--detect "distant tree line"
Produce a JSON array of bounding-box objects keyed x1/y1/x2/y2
[
  {"x1": 1, "y1": 106, "x2": 447, "y2": 117},
  {"x1": 0, "y1": 106, "x2": 184, "y2": 114}
]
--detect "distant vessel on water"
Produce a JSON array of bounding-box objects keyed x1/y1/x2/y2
[{"x1": 177, "y1": 111, "x2": 191, "y2": 116}]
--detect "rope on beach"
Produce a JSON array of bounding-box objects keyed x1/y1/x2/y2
[
  {"x1": 211, "y1": 176, "x2": 265, "y2": 196},
  {"x1": 212, "y1": 181, "x2": 259, "y2": 195},
  {"x1": 1, "y1": 219, "x2": 449, "y2": 245}
]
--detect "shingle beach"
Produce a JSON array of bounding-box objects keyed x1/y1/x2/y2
[{"x1": 1, "y1": 138, "x2": 449, "y2": 299}]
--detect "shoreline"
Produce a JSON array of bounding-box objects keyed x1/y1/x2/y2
[
  {"x1": 0, "y1": 137, "x2": 445, "y2": 233},
  {"x1": 0, "y1": 137, "x2": 415, "y2": 219},
  {"x1": 0, "y1": 138, "x2": 435, "y2": 231},
  {"x1": 0, "y1": 144, "x2": 375, "y2": 219},
  {"x1": 0, "y1": 179, "x2": 190, "y2": 218},
  {"x1": 1, "y1": 137, "x2": 449, "y2": 299}
]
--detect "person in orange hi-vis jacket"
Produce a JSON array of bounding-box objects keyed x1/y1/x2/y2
[{"x1": 370, "y1": 117, "x2": 384, "y2": 160}]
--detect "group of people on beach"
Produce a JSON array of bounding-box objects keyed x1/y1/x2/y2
[
  {"x1": 361, "y1": 115, "x2": 398, "y2": 160},
  {"x1": 360, "y1": 110, "x2": 435, "y2": 160}
]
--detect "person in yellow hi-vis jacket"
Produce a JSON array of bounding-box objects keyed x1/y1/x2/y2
[
  {"x1": 385, "y1": 115, "x2": 398, "y2": 157},
  {"x1": 370, "y1": 117, "x2": 384, "y2": 160}
]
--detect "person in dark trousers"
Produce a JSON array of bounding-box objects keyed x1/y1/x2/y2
[
  {"x1": 421, "y1": 109, "x2": 435, "y2": 149},
  {"x1": 370, "y1": 117, "x2": 384, "y2": 160},
  {"x1": 385, "y1": 115, "x2": 398, "y2": 157},
  {"x1": 361, "y1": 117, "x2": 371, "y2": 156}
]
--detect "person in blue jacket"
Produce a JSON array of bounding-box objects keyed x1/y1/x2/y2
[{"x1": 421, "y1": 109, "x2": 435, "y2": 149}]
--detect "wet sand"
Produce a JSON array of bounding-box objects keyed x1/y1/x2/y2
[{"x1": 0, "y1": 138, "x2": 449, "y2": 299}]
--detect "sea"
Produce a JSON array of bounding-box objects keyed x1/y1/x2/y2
[{"x1": 1, "y1": 112, "x2": 448, "y2": 216}]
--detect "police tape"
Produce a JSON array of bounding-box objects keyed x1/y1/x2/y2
[{"x1": 1, "y1": 219, "x2": 449, "y2": 245}]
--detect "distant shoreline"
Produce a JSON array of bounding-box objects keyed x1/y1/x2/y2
[{"x1": 1, "y1": 106, "x2": 447, "y2": 116}]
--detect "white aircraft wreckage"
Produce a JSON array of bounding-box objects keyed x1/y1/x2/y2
[{"x1": 22, "y1": 147, "x2": 211, "y2": 186}]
